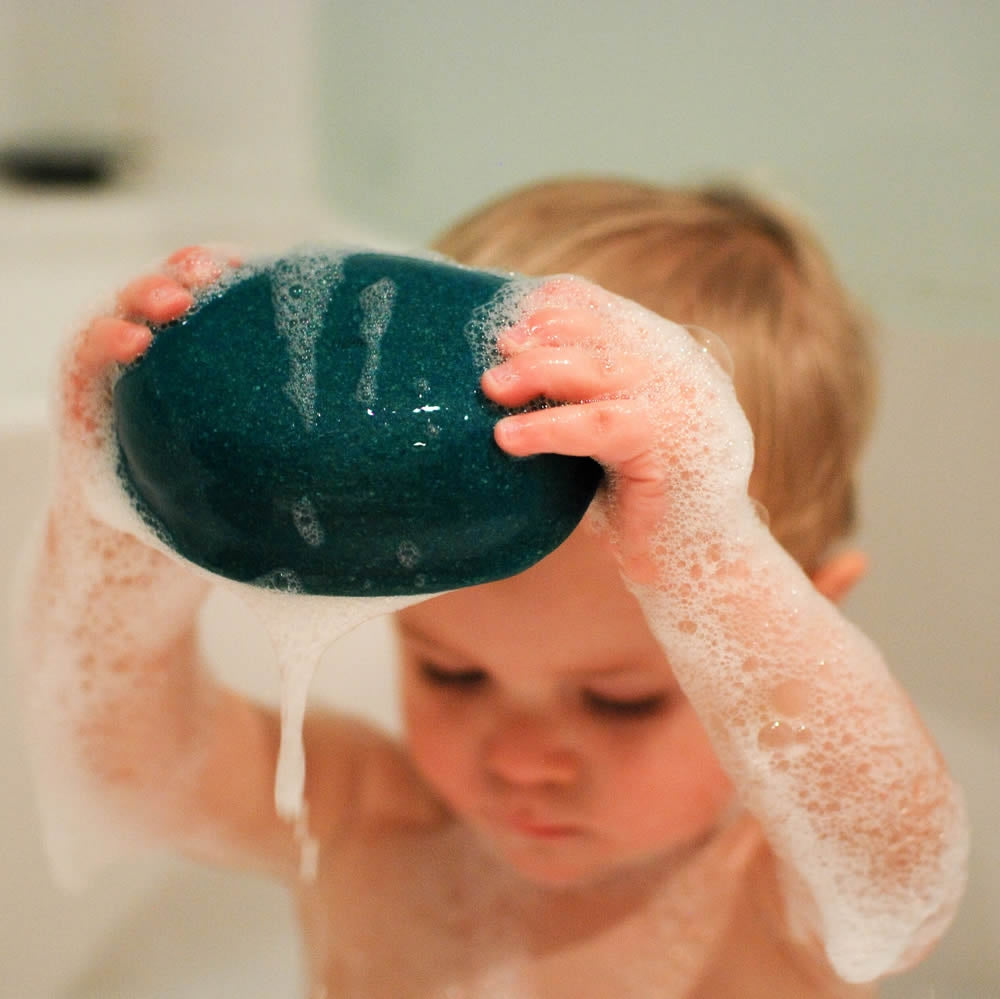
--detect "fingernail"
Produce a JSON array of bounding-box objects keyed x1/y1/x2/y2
[
  {"x1": 484, "y1": 363, "x2": 518, "y2": 387},
  {"x1": 495, "y1": 417, "x2": 521, "y2": 442},
  {"x1": 498, "y1": 325, "x2": 532, "y2": 348}
]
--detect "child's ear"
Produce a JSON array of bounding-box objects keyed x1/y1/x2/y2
[{"x1": 810, "y1": 549, "x2": 868, "y2": 605}]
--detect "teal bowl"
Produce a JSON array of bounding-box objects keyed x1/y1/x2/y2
[{"x1": 112, "y1": 248, "x2": 603, "y2": 595}]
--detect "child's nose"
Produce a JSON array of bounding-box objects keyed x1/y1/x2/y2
[{"x1": 483, "y1": 711, "x2": 581, "y2": 787}]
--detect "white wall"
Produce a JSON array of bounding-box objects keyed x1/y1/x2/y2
[{"x1": 315, "y1": 1, "x2": 997, "y2": 331}]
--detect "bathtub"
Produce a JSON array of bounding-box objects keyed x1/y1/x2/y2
[{"x1": 2, "y1": 190, "x2": 997, "y2": 997}]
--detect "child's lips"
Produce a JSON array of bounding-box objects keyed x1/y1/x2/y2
[{"x1": 502, "y1": 809, "x2": 583, "y2": 839}]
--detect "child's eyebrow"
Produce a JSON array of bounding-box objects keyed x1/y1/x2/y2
[
  {"x1": 395, "y1": 622, "x2": 480, "y2": 661},
  {"x1": 395, "y1": 621, "x2": 443, "y2": 645},
  {"x1": 574, "y1": 664, "x2": 668, "y2": 682},
  {"x1": 396, "y1": 621, "x2": 676, "y2": 683}
]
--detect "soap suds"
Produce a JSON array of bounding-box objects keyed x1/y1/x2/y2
[
  {"x1": 526, "y1": 275, "x2": 967, "y2": 981},
  {"x1": 291, "y1": 496, "x2": 325, "y2": 548},
  {"x1": 223, "y1": 581, "x2": 424, "y2": 876},
  {"x1": 271, "y1": 251, "x2": 345, "y2": 429},
  {"x1": 354, "y1": 277, "x2": 397, "y2": 406}
]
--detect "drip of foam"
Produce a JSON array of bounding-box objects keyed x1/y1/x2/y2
[
  {"x1": 36, "y1": 322, "x2": 428, "y2": 882},
  {"x1": 221, "y1": 578, "x2": 424, "y2": 877}
]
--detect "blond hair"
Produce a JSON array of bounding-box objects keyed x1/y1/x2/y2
[{"x1": 432, "y1": 176, "x2": 877, "y2": 571}]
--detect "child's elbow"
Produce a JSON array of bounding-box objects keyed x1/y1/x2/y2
[{"x1": 824, "y1": 796, "x2": 970, "y2": 984}]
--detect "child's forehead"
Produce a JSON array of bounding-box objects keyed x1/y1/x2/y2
[
  {"x1": 394, "y1": 523, "x2": 671, "y2": 672},
  {"x1": 395, "y1": 615, "x2": 669, "y2": 682}
]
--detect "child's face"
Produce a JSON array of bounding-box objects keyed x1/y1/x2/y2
[{"x1": 396, "y1": 523, "x2": 734, "y2": 887}]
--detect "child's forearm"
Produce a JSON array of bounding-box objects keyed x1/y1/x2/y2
[
  {"x1": 631, "y1": 523, "x2": 968, "y2": 983},
  {"x1": 15, "y1": 490, "x2": 216, "y2": 885}
]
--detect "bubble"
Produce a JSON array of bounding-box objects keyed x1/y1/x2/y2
[
  {"x1": 253, "y1": 568, "x2": 305, "y2": 593},
  {"x1": 462, "y1": 276, "x2": 541, "y2": 371},
  {"x1": 751, "y1": 498, "x2": 771, "y2": 529},
  {"x1": 23, "y1": 248, "x2": 966, "y2": 968},
  {"x1": 769, "y1": 677, "x2": 810, "y2": 717},
  {"x1": 291, "y1": 496, "x2": 325, "y2": 547},
  {"x1": 396, "y1": 539, "x2": 421, "y2": 569},
  {"x1": 757, "y1": 719, "x2": 811, "y2": 750},
  {"x1": 224, "y1": 580, "x2": 424, "y2": 876},
  {"x1": 595, "y1": 275, "x2": 967, "y2": 981},
  {"x1": 683, "y1": 324, "x2": 735, "y2": 380}
]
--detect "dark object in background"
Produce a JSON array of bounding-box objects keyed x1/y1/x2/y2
[{"x1": 0, "y1": 138, "x2": 136, "y2": 188}]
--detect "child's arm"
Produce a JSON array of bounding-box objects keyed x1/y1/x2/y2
[
  {"x1": 14, "y1": 249, "x2": 404, "y2": 886},
  {"x1": 481, "y1": 277, "x2": 968, "y2": 984}
]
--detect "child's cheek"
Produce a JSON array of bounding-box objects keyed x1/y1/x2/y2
[
  {"x1": 602, "y1": 706, "x2": 734, "y2": 844},
  {"x1": 408, "y1": 722, "x2": 479, "y2": 819},
  {"x1": 404, "y1": 694, "x2": 470, "y2": 786}
]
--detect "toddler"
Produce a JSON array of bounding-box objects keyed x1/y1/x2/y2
[{"x1": 16, "y1": 177, "x2": 968, "y2": 997}]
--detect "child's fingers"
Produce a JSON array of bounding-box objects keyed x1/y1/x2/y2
[
  {"x1": 65, "y1": 317, "x2": 153, "y2": 430},
  {"x1": 78, "y1": 317, "x2": 153, "y2": 375},
  {"x1": 497, "y1": 307, "x2": 605, "y2": 355},
  {"x1": 494, "y1": 398, "x2": 655, "y2": 466},
  {"x1": 495, "y1": 398, "x2": 669, "y2": 584},
  {"x1": 519, "y1": 274, "x2": 616, "y2": 316},
  {"x1": 165, "y1": 244, "x2": 243, "y2": 290},
  {"x1": 482, "y1": 346, "x2": 644, "y2": 408},
  {"x1": 117, "y1": 275, "x2": 193, "y2": 325},
  {"x1": 616, "y1": 473, "x2": 670, "y2": 585}
]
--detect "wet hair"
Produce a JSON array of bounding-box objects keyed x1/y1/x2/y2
[{"x1": 432, "y1": 176, "x2": 878, "y2": 571}]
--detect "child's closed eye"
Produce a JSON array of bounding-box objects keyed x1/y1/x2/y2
[
  {"x1": 419, "y1": 662, "x2": 489, "y2": 689},
  {"x1": 583, "y1": 690, "x2": 668, "y2": 719}
]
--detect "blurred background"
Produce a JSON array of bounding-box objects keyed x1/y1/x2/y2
[{"x1": 1, "y1": 1, "x2": 996, "y2": 996}]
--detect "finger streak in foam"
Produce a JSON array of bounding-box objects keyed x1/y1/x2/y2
[
  {"x1": 270, "y1": 251, "x2": 345, "y2": 430},
  {"x1": 355, "y1": 277, "x2": 397, "y2": 406}
]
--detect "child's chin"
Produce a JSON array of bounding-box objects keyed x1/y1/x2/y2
[{"x1": 484, "y1": 836, "x2": 614, "y2": 889}]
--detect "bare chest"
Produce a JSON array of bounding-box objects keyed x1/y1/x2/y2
[{"x1": 290, "y1": 826, "x2": 855, "y2": 999}]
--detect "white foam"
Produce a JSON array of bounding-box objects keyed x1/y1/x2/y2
[
  {"x1": 220, "y1": 581, "x2": 423, "y2": 877},
  {"x1": 354, "y1": 277, "x2": 397, "y2": 406},
  {"x1": 463, "y1": 276, "x2": 542, "y2": 373},
  {"x1": 396, "y1": 539, "x2": 421, "y2": 570},
  {"x1": 17, "y1": 287, "x2": 428, "y2": 885},
  {"x1": 531, "y1": 274, "x2": 969, "y2": 981},
  {"x1": 291, "y1": 496, "x2": 325, "y2": 548},
  {"x1": 270, "y1": 250, "x2": 345, "y2": 429}
]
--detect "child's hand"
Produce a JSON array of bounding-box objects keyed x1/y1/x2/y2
[
  {"x1": 480, "y1": 276, "x2": 751, "y2": 584},
  {"x1": 60, "y1": 246, "x2": 241, "y2": 454}
]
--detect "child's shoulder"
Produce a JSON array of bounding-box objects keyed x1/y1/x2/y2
[
  {"x1": 695, "y1": 821, "x2": 878, "y2": 998},
  {"x1": 304, "y1": 711, "x2": 448, "y2": 841}
]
